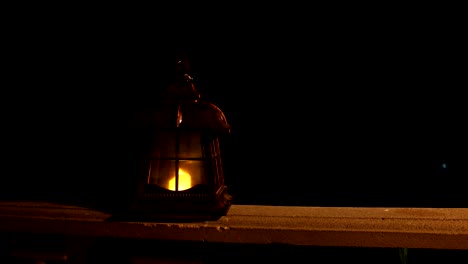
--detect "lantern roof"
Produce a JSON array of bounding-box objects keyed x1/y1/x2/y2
[{"x1": 150, "y1": 50, "x2": 230, "y2": 134}]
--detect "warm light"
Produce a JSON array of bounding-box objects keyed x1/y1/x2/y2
[{"x1": 168, "y1": 168, "x2": 192, "y2": 191}]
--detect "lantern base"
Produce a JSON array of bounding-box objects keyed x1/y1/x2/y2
[{"x1": 111, "y1": 186, "x2": 232, "y2": 222}]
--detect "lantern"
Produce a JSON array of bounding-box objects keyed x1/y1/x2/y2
[{"x1": 122, "y1": 51, "x2": 232, "y2": 221}]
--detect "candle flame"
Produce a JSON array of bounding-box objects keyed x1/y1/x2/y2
[{"x1": 168, "y1": 168, "x2": 192, "y2": 191}]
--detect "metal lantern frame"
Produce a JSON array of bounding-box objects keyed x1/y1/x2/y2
[{"x1": 123, "y1": 53, "x2": 232, "y2": 221}]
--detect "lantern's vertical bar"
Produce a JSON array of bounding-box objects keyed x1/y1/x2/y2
[
  {"x1": 215, "y1": 138, "x2": 224, "y2": 186},
  {"x1": 175, "y1": 160, "x2": 179, "y2": 191},
  {"x1": 175, "y1": 104, "x2": 181, "y2": 191},
  {"x1": 201, "y1": 137, "x2": 209, "y2": 185},
  {"x1": 147, "y1": 161, "x2": 152, "y2": 184},
  {"x1": 210, "y1": 139, "x2": 218, "y2": 187},
  {"x1": 175, "y1": 136, "x2": 180, "y2": 191}
]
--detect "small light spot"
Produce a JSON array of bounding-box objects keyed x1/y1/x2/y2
[{"x1": 442, "y1": 163, "x2": 447, "y2": 169}]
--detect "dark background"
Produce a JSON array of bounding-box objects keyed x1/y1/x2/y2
[{"x1": 2, "y1": 7, "x2": 466, "y2": 208}]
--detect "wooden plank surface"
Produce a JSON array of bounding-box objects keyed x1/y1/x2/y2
[{"x1": 1, "y1": 201, "x2": 467, "y2": 249}]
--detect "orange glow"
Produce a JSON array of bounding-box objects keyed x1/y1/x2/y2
[{"x1": 168, "y1": 168, "x2": 192, "y2": 191}]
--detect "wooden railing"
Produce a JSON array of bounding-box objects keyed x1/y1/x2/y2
[{"x1": 1, "y1": 201, "x2": 467, "y2": 250}]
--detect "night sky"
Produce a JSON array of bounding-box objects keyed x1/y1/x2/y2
[{"x1": 3, "y1": 9, "x2": 466, "y2": 208}]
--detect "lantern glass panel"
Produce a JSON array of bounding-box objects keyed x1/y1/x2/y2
[
  {"x1": 147, "y1": 160, "x2": 175, "y2": 187},
  {"x1": 151, "y1": 131, "x2": 176, "y2": 158},
  {"x1": 175, "y1": 160, "x2": 206, "y2": 190},
  {"x1": 147, "y1": 159, "x2": 207, "y2": 191},
  {"x1": 178, "y1": 131, "x2": 203, "y2": 159}
]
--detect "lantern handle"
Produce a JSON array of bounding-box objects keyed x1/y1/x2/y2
[{"x1": 164, "y1": 48, "x2": 201, "y2": 100}]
